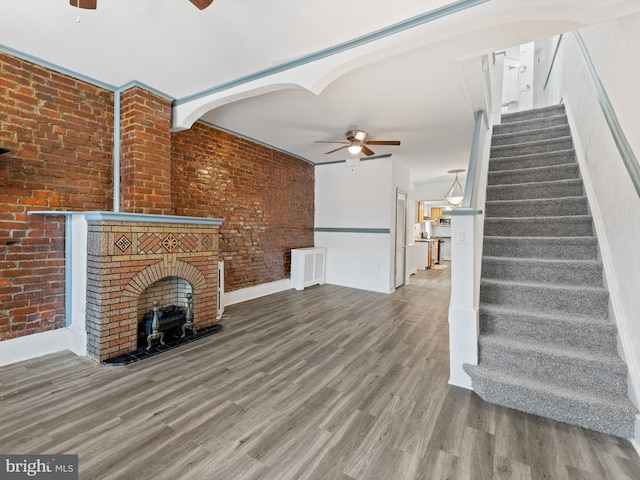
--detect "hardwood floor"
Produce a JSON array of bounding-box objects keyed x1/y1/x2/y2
[{"x1": 1, "y1": 266, "x2": 639, "y2": 479}]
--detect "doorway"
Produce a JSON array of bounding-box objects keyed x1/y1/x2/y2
[{"x1": 395, "y1": 189, "x2": 407, "y2": 288}]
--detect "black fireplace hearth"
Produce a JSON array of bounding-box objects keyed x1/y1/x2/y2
[{"x1": 103, "y1": 323, "x2": 223, "y2": 366}]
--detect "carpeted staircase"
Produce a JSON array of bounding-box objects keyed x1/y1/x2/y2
[{"x1": 464, "y1": 104, "x2": 637, "y2": 438}]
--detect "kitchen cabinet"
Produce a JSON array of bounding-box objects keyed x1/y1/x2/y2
[
  {"x1": 291, "y1": 247, "x2": 326, "y2": 290},
  {"x1": 415, "y1": 241, "x2": 433, "y2": 269}
]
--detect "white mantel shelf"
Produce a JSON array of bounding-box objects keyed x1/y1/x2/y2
[{"x1": 28, "y1": 211, "x2": 224, "y2": 226}]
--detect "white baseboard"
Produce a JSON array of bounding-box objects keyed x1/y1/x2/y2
[
  {"x1": 224, "y1": 279, "x2": 292, "y2": 307},
  {"x1": 0, "y1": 328, "x2": 72, "y2": 367},
  {"x1": 0, "y1": 279, "x2": 291, "y2": 366},
  {"x1": 632, "y1": 414, "x2": 640, "y2": 455}
]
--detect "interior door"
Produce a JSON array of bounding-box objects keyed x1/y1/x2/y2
[
  {"x1": 518, "y1": 41, "x2": 535, "y2": 110},
  {"x1": 395, "y1": 190, "x2": 407, "y2": 288}
]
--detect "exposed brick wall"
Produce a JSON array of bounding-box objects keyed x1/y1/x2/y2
[
  {"x1": 171, "y1": 124, "x2": 315, "y2": 292},
  {"x1": 119, "y1": 87, "x2": 173, "y2": 214},
  {"x1": 0, "y1": 51, "x2": 315, "y2": 344},
  {"x1": 0, "y1": 52, "x2": 114, "y2": 341}
]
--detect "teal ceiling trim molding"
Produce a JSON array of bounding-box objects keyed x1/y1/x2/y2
[
  {"x1": 0, "y1": 45, "x2": 175, "y2": 101},
  {"x1": 0, "y1": 44, "x2": 117, "y2": 91},
  {"x1": 314, "y1": 227, "x2": 391, "y2": 234},
  {"x1": 174, "y1": 0, "x2": 490, "y2": 107},
  {"x1": 117, "y1": 80, "x2": 175, "y2": 102},
  {"x1": 197, "y1": 120, "x2": 314, "y2": 165}
]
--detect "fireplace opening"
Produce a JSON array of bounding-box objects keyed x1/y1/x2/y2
[{"x1": 137, "y1": 276, "x2": 193, "y2": 349}]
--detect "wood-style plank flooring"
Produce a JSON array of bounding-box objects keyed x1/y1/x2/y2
[{"x1": 1, "y1": 266, "x2": 639, "y2": 479}]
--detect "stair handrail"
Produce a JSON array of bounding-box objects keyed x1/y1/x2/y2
[
  {"x1": 574, "y1": 31, "x2": 640, "y2": 198},
  {"x1": 462, "y1": 110, "x2": 486, "y2": 208},
  {"x1": 448, "y1": 108, "x2": 491, "y2": 389}
]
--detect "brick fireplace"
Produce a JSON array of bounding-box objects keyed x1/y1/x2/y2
[
  {"x1": 30, "y1": 211, "x2": 223, "y2": 363},
  {"x1": 84, "y1": 212, "x2": 222, "y2": 361}
]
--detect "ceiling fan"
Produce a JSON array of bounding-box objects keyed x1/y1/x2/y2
[
  {"x1": 70, "y1": 0, "x2": 214, "y2": 10},
  {"x1": 317, "y1": 130, "x2": 400, "y2": 156}
]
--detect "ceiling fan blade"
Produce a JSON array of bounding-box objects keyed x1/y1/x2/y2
[
  {"x1": 365, "y1": 140, "x2": 401, "y2": 146},
  {"x1": 70, "y1": 0, "x2": 97, "y2": 9},
  {"x1": 325, "y1": 145, "x2": 349, "y2": 155},
  {"x1": 189, "y1": 0, "x2": 214, "y2": 10},
  {"x1": 361, "y1": 146, "x2": 376, "y2": 156},
  {"x1": 315, "y1": 141, "x2": 348, "y2": 144}
]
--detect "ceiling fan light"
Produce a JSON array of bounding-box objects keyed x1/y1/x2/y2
[{"x1": 348, "y1": 144, "x2": 363, "y2": 155}]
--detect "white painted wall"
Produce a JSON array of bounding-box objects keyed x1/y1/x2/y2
[
  {"x1": 537, "y1": 15, "x2": 640, "y2": 411},
  {"x1": 314, "y1": 156, "x2": 410, "y2": 293}
]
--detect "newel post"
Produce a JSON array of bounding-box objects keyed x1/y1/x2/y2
[{"x1": 448, "y1": 210, "x2": 482, "y2": 389}]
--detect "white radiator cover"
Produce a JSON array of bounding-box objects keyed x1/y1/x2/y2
[{"x1": 290, "y1": 247, "x2": 326, "y2": 290}]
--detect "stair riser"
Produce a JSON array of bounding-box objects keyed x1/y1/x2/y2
[
  {"x1": 483, "y1": 238, "x2": 598, "y2": 260},
  {"x1": 491, "y1": 138, "x2": 573, "y2": 159},
  {"x1": 488, "y1": 164, "x2": 579, "y2": 185},
  {"x1": 493, "y1": 115, "x2": 568, "y2": 135},
  {"x1": 481, "y1": 259, "x2": 603, "y2": 287},
  {"x1": 484, "y1": 217, "x2": 593, "y2": 237},
  {"x1": 487, "y1": 180, "x2": 584, "y2": 201},
  {"x1": 480, "y1": 310, "x2": 618, "y2": 355},
  {"x1": 465, "y1": 367, "x2": 635, "y2": 438},
  {"x1": 492, "y1": 125, "x2": 572, "y2": 147},
  {"x1": 485, "y1": 197, "x2": 589, "y2": 218},
  {"x1": 478, "y1": 340, "x2": 627, "y2": 396},
  {"x1": 480, "y1": 282, "x2": 609, "y2": 317},
  {"x1": 501, "y1": 105, "x2": 567, "y2": 124},
  {"x1": 489, "y1": 151, "x2": 576, "y2": 172}
]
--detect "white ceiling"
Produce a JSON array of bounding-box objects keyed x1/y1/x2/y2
[{"x1": 2, "y1": 0, "x2": 640, "y2": 187}]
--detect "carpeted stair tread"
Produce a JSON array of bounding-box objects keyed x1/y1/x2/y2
[
  {"x1": 488, "y1": 149, "x2": 576, "y2": 172},
  {"x1": 478, "y1": 334, "x2": 628, "y2": 396},
  {"x1": 491, "y1": 124, "x2": 572, "y2": 146},
  {"x1": 482, "y1": 236, "x2": 599, "y2": 260},
  {"x1": 501, "y1": 104, "x2": 567, "y2": 123},
  {"x1": 463, "y1": 363, "x2": 636, "y2": 438},
  {"x1": 481, "y1": 256, "x2": 603, "y2": 287},
  {"x1": 487, "y1": 178, "x2": 584, "y2": 201},
  {"x1": 479, "y1": 303, "x2": 618, "y2": 354},
  {"x1": 484, "y1": 215, "x2": 593, "y2": 237},
  {"x1": 479, "y1": 302, "x2": 614, "y2": 327},
  {"x1": 488, "y1": 163, "x2": 579, "y2": 185},
  {"x1": 490, "y1": 136, "x2": 573, "y2": 159},
  {"x1": 485, "y1": 196, "x2": 589, "y2": 218},
  {"x1": 480, "y1": 278, "x2": 609, "y2": 318},
  {"x1": 493, "y1": 113, "x2": 569, "y2": 135}
]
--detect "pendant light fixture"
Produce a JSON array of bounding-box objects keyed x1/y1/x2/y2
[{"x1": 444, "y1": 168, "x2": 465, "y2": 207}]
